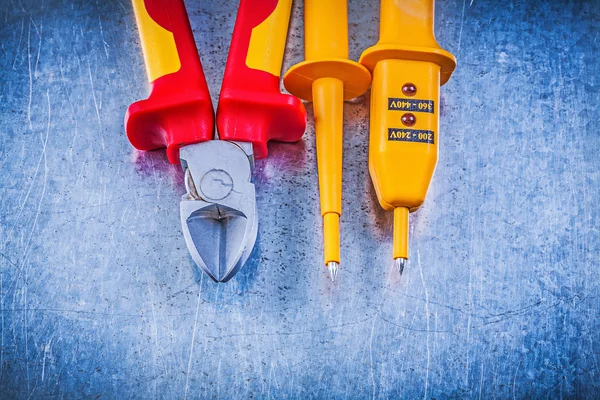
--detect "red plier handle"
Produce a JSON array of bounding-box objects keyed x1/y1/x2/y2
[
  {"x1": 125, "y1": 0, "x2": 214, "y2": 164},
  {"x1": 125, "y1": 0, "x2": 306, "y2": 164},
  {"x1": 218, "y1": 0, "x2": 306, "y2": 159}
]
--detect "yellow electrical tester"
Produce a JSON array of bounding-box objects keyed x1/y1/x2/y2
[
  {"x1": 285, "y1": 0, "x2": 371, "y2": 281},
  {"x1": 360, "y1": 0, "x2": 456, "y2": 273}
]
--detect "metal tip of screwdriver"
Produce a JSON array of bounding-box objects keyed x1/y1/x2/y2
[
  {"x1": 395, "y1": 258, "x2": 407, "y2": 276},
  {"x1": 327, "y1": 261, "x2": 339, "y2": 282}
]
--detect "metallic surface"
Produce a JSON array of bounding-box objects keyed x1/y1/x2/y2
[
  {"x1": 179, "y1": 141, "x2": 257, "y2": 282},
  {"x1": 0, "y1": 0, "x2": 599, "y2": 398}
]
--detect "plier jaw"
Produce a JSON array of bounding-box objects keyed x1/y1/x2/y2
[
  {"x1": 179, "y1": 141, "x2": 257, "y2": 282},
  {"x1": 125, "y1": 0, "x2": 306, "y2": 282}
]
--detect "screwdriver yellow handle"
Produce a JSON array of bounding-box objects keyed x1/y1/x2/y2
[
  {"x1": 359, "y1": 0, "x2": 455, "y2": 266},
  {"x1": 305, "y1": 0, "x2": 348, "y2": 60}
]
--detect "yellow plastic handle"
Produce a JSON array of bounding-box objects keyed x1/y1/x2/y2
[
  {"x1": 379, "y1": 0, "x2": 438, "y2": 48},
  {"x1": 131, "y1": 0, "x2": 181, "y2": 83},
  {"x1": 304, "y1": 0, "x2": 349, "y2": 60},
  {"x1": 360, "y1": 0, "x2": 455, "y2": 85},
  {"x1": 245, "y1": 0, "x2": 293, "y2": 76}
]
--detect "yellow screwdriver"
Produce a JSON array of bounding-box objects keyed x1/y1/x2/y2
[
  {"x1": 284, "y1": 0, "x2": 371, "y2": 281},
  {"x1": 359, "y1": 0, "x2": 456, "y2": 275}
]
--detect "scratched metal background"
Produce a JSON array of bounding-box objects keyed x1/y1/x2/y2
[{"x1": 1, "y1": 0, "x2": 599, "y2": 398}]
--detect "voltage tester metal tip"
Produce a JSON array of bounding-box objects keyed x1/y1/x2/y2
[
  {"x1": 359, "y1": 0, "x2": 456, "y2": 274},
  {"x1": 125, "y1": 0, "x2": 306, "y2": 282}
]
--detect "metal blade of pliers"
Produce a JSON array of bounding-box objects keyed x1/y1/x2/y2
[{"x1": 179, "y1": 141, "x2": 257, "y2": 282}]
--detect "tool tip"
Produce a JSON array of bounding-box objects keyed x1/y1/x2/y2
[
  {"x1": 327, "y1": 261, "x2": 339, "y2": 282},
  {"x1": 395, "y1": 258, "x2": 407, "y2": 275}
]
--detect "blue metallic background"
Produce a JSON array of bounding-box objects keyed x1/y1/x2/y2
[{"x1": 1, "y1": 0, "x2": 599, "y2": 398}]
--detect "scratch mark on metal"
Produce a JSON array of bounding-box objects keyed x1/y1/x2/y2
[
  {"x1": 20, "y1": 89, "x2": 50, "y2": 269},
  {"x1": 27, "y1": 21, "x2": 32, "y2": 130},
  {"x1": 267, "y1": 361, "x2": 275, "y2": 399},
  {"x1": 87, "y1": 63, "x2": 102, "y2": 127},
  {"x1": 59, "y1": 57, "x2": 79, "y2": 163},
  {"x1": 147, "y1": 279, "x2": 159, "y2": 399},
  {"x1": 417, "y1": 250, "x2": 430, "y2": 400},
  {"x1": 41, "y1": 337, "x2": 53, "y2": 381},
  {"x1": 0, "y1": 252, "x2": 19, "y2": 269},
  {"x1": 478, "y1": 358, "x2": 485, "y2": 399},
  {"x1": 34, "y1": 21, "x2": 42, "y2": 77},
  {"x1": 97, "y1": 13, "x2": 109, "y2": 59},
  {"x1": 465, "y1": 216, "x2": 474, "y2": 387},
  {"x1": 11, "y1": 18, "x2": 24, "y2": 70},
  {"x1": 457, "y1": 0, "x2": 466, "y2": 54},
  {"x1": 513, "y1": 359, "x2": 521, "y2": 400},
  {"x1": 115, "y1": 0, "x2": 126, "y2": 11},
  {"x1": 184, "y1": 275, "x2": 203, "y2": 400}
]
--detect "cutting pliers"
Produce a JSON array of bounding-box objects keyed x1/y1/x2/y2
[{"x1": 125, "y1": 0, "x2": 306, "y2": 282}]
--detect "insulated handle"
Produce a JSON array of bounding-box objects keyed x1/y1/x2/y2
[
  {"x1": 217, "y1": 0, "x2": 306, "y2": 159},
  {"x1": 359, "y1": 0, "x2": 455, "y2": 85},
  {"x1": 378, "y1": 0, "x2": 438, "y2": 48},
  {"x1": 125, "y1": 0, "x2": 214, "y2": 164},
  {"x1": 304, "y1": 0, "x2": 349, "y2": 60}
]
